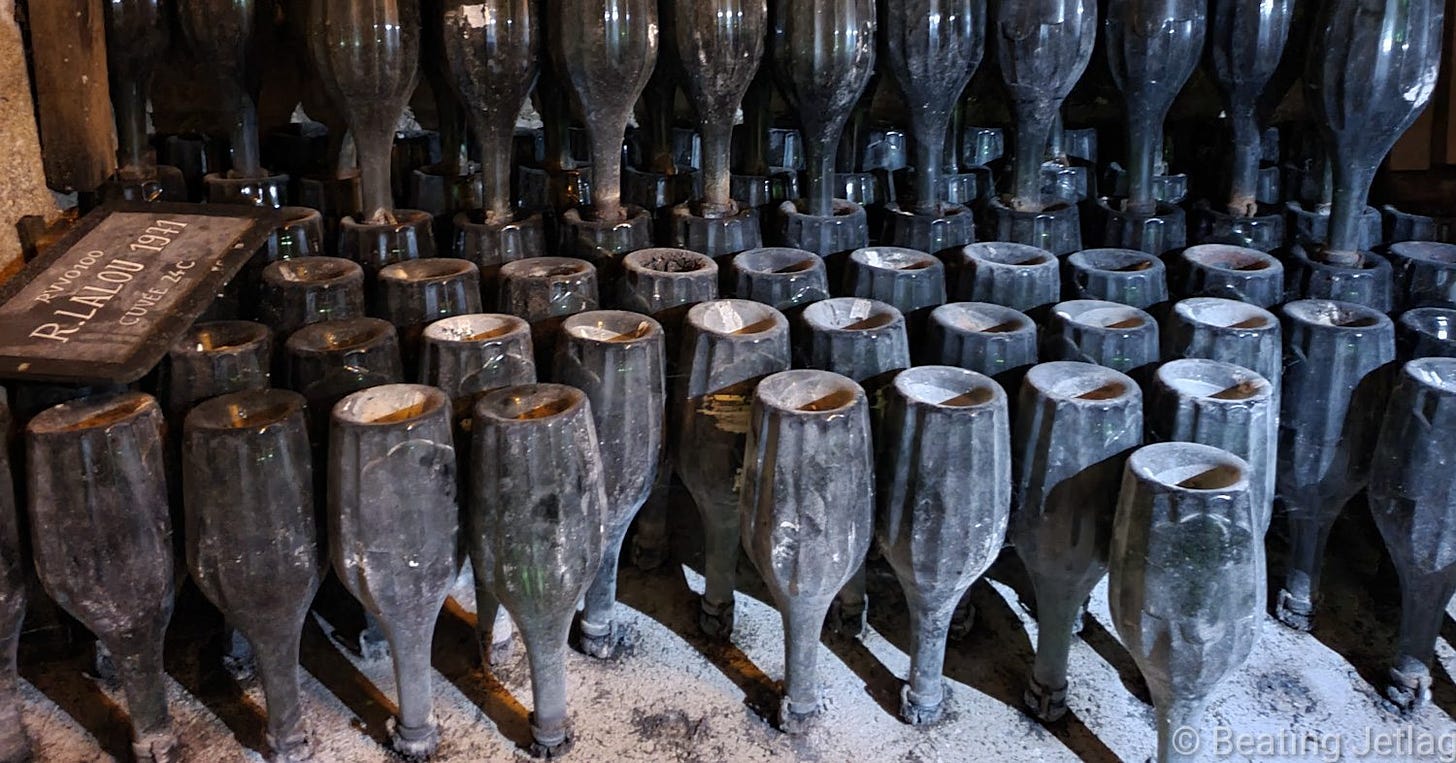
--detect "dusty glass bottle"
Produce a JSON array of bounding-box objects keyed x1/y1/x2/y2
[
  {"x1": 178, "y1": 0, "x2": 291, "y2": 206},
  {"x1": 284, "y1": 317, "x2": 405, "y2": 442},
  {"x1": 1193, "y1": 0, "x2": 1293, "y2": 250},
  {"x1": 419, "y1": 313, "x2": 535, "y2": 663},
  {"x1": 878, "y1": 0, "x2": 984, "y2": 253},
  {"x1": 1150, "y1": 358, "x2": 1277, "y2": 531},
  {"x1": 1045, "y1": 300, "x2": 1160, "y2": 379},
  {"x1": 1013, "y1": 361, "x2": 1142, "y2": 721},
  {"x1": 330, "y1": 385, "x2": 460, "y2": 758},
  {"x1": 878, "y1": 366, "x2": 1009, "y2": 724},
  {"x1": 953, "y1": 243, "x2": 1061, "y2": 320},
  {"x1": 1398, "y1": 308, "x2": 1456, "y2": 361},
  {"x1": 614, "y1": 247, "x2": 719, "y2": 569},
  {"x1": 552, "y1": 0, "x2": 659, "y2": 273},
  {"x1": 1093, "y1": 0, "x2": 1205, "y2": 255},
  {"x1": 676, "y1": 299, "x2": 792, "y2": 637},
  {"x1": 308, "y1": 0, "x2": 437, "y2": 271},
  {"x1": 1164, "y1": 298, "x2": 1282, "y2": 389},
  {"x1": 374, "y1": 258, "x2": 484, "y2": 376},
  {"x1": 101, "y1": 0, "x2": 186, "y2": 202},
  {"x1": 1174, "y1": 244, "x2": 1283, "y2": 309},
  {"x1": 798, "y1": 294, "x2": 912, "y2": 635},
  {"x1": 443, "y1": 0, "x2": 548, "y2": 292},
  {"x1": 987, "y1": 0, "x2": 1094, "y2": 254},
  {"x1": 730, "y1": 248, "x2": 831, "y2": 312},
  {"x1": 1387, "y1": 241, "x2": 1456, "y2": 313},
  {"x1": 740, "y1": 370, "x2": 874, "y2": 732},
  {"x1": 1371, "y1": 358, "x2": 1456, "y2": 712},
  {"x1": 1276, "y1": 300, "x2": 1395, "y2": 631},
  {"x1": 1303, "y1": 0, "x2": 1443, "y2": 266},
  {"x1": 258, "y1": 257, "x2": 368, "y2": 338},
  {"x1": 26, "y1": 393, "x2": 178, "y2": 762},
  {"x1": 471, "y1": 384, "x2": 608, "y2": 756},
  {"x1": 1064, "y1": 249, "x2": 1168, "y2": 311},
  {"x1": 925, "y1": 302, "x2": 1039, "y2": 388},
  {"x1": 497, "y1": 257, "x2": 602, "y2": 368},
  {"x1": 769, "y1": 0, "x2": 877, "y2": 258},
  {"x1": 1110, "y1": 442, "x2": 1262, "y2": 763},
  {"x1": 184, "y1": 390, "x2": 322, "y2": 762},
  {"x1": 842, "y1": 247, "x2": 947, "y2": 342},
  {"x1": 553, "y1": 311, "x2": 665, "y2": 658},
  {"x1": 667, "y1": 0, "x2": 768, "y2": 260}
]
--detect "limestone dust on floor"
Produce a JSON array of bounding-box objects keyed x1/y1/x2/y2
[{"x1": 15, "y1": 504, "x2": 1456, "y2": 762}]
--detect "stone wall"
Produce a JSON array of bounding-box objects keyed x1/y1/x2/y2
[{"x1": 0, "y1": 0, "x2": 59, "y2": 279}]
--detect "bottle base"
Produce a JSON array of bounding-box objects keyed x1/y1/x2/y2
[
  {"x1": 777, "y1": 696, "x2": 822, "y2": 734},
  {"x1": 1275, "y1": 588, "x2": 1316, "y2": 632},
  {"x1": 578, "y1": 619, "x2": 638, "y2": 661},
  {"x1": 1384, "y1": 660, "x2": 1433, "y2": 714},
  {"x1": 900, "y1": 683, "x2": 946, "y2": 726},
  {"x1": 697, "y1": 597, "x2": 736, "y2": 641},
  {"x1": 388, "y1": 716, "x2": 440, "y2": 761},
  {"x1": 1023, "y1": 676, "x2": 1068, "y2": 723}
]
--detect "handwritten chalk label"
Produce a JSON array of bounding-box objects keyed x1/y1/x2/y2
[
  {"x1": 697, "y1": 378, "x2": 763, "y2": 435},
  {"x1": 699, "y1": 392, "x2": 753, "y2": 434},
  {"x1": 0, "y1": 204, "x2": 276, "y2": 384}
]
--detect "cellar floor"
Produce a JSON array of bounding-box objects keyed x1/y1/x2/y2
[{"x1": 15, "y1": 503, "x2": 1456, "y2": 762}]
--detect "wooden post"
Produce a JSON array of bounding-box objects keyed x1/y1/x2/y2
[{"x1": 26, "y1": 0, "x2": 116, "y2": 193}]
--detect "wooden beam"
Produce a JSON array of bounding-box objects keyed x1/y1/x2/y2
[{"x1": 27, "y1": 0, "x2": 115, "y2": 193}]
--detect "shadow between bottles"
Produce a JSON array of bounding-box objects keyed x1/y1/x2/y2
[
  {"x1": 823, "y1": 559, "x2": 922, "y2": 719},
  {"x1": 619, "y1": 490, "x2": 1119, "y2": 759},
  {"x1": 299, "y1": 576, "x2": 404, "y2": 747},
  {"x1": 18, "y1": 626, "x2": 134, "y2": 761},
  {"x1": 1282, "y1": 363, "x2": 1411, "y2": 706},
  {"x1": 159, "y1": 585, "x2": 269, "y2": 758},
  {"x1": 1277, "y1": 496, "x2": 1436, "y2": 715},
  {"x1": 430, "y1": 597, "x2": 535, "y2": 751},
  {"x1": 861, "y1": 554, "x2": 1122, "y2": 763},
  {"x1": 1078, "y1": 616, "x2": 1151, "y2": 706},
  {"x1": 18, "y1": 580, "x2": 278, "y2": 760},
  {"x1": 984, "y1": 550, "x2": 1149, "y2": 704},
  {"x1": 614, "y1": 503, "x2": 786, "y2": 725}
]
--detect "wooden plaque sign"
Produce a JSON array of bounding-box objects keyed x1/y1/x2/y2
[{"x1": 0, "y1": 202, "x2": 279, "y2": 384}]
